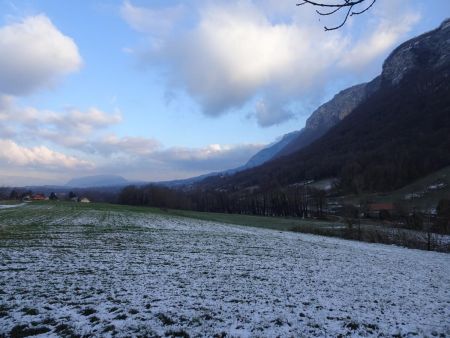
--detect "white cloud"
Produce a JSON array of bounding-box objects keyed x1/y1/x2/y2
[
  {"x1": 121, "y1": 1, "x2": 184, "y2": 36},
  {"x1": 123, "y1": 0, "x2": 421, "y2": 127},
  {"x1": 0, "y1": 14, "x2": 82, "y2": 96},
  {"x1": 0, "y1": 98, "x2": 122, "y2": 146},
  {"x1": 89, "y1": 135, "x2": 161, "y2": 156},
  {"x1": 252, "y1": 100, "x2": 294, "y2": 127},
  {"x1": 0, "y1": 139, "x2": 93, "y2": 170},
  {"x1": 48, "y1": 108, "x2": 123, "y2": 136}
]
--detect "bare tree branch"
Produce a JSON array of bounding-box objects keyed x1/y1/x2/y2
[
  {"x1": 297, "y1": 0, "x2": 378, "y2": 31},
  {"x1": 350, "y1": 0, "x2": 376, "y2": 15}
]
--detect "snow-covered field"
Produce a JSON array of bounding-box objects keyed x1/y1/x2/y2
[{"x1": 0, "y1": 203, "x2": 449, "y2": 337}]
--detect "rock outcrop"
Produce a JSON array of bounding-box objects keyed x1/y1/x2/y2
[
  {"x1": 382, "y1": 18, "x2": 450, "y2": 85},
  {"x1": 305, "y1": 82, "x2": 372, "y2": 131}
]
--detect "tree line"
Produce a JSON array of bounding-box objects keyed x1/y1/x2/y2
[{"x1": 118, "y1": 184, "x2": 327, "y2": 218}]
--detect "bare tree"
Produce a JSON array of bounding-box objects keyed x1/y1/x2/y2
[{"x1": 297, "y1": 0, "x2": 377, "y2": 31}]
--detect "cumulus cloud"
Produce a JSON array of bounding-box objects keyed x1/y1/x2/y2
[
  {"x1": 0, "y1": 14, "x2": 82, "y2": 96},
  {"x1": 0, "y1": 96, "x2": 101, "y2": 173},
  {"x1": 46, "y1": 108, "x2": 123, "y2": 136},
  {"x1": 0, "y1": 139, "x2": 93, "y2": 170},
  {"x1": 162, "y1": 2, "x2": 342, "y2": 118},
  {"x1": 123, "y1": 0, "x2": 421, "y2": 127},
  {"x1": 0, "y1": 98, "x2": 122, "y2": 147}
]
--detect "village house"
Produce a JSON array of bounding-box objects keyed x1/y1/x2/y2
[
  {"x1": 367, "y1": 203, "x2": 395, "y2": 219},
  {"x1": 31, "y1": 193, "x2": 47, "y2": 201}
]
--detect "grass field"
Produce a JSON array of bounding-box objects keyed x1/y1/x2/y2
[
  {"x1": 0, "y1": 202, "x2": 449, "y2": 337},
  {"x1": 163, "y1": 208, "x2": 340, "y2": 231},
  {"x1": 339, "y1": 166, "x2": 450, "y2": 209},
  {"x1": 381, "y1": 166, "x2": 450, "y2": 208}
]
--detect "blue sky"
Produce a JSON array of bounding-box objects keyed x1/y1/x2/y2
[{"x1": 0, "y1": 0, "x2": 449, "y2": 185}]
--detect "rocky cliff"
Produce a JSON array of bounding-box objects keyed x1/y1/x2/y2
[
  {"x1": 305, "y1": 83, "x2": 369, "y2": 131},
  {"x1": 382, "y1": 18, "x2": 450, "y2": 85}
]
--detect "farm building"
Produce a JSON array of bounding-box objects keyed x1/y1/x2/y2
[
  {"x1": 367, "y1": 203, "x2": 395, "y2": 219},
  {"x1": 31, "y1": 194, "x2": 47, "y2": 201},
  {"x1": 79, "y1": 198, "x2": 90, "y2": 203}
]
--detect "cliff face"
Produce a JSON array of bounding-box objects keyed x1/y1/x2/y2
[
  {"x1": 382, "y1": 18, "x2": 450, "y2": 85},
  {"x1": 305, "y1": 82, "x2": 372, "y2": 131}
]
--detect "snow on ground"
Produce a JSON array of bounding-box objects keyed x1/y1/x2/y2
[
  {"x1": 0, "y1": 203, "x2": 27, "y2": 209},
  {"x1": 0, "y1": 204, "x2": 449, "y2": 337}
]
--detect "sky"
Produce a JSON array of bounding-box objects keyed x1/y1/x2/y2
[{"x1": 0, "y1": 0, "x2": 449, "y2": 186}]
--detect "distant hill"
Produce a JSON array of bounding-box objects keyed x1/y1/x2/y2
[
  {"x1": 66, "y1": 175, "x2": 129, "y2": 188},
  {"x1": 156, "y1": 172, "x2": 220, "y2": 188},
  {"x1": 242, "y1": 131, "x2": 301, "y2": 169},
  {"x1": 200, "y1": 18, "x2": 450, "y2": 194}
]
